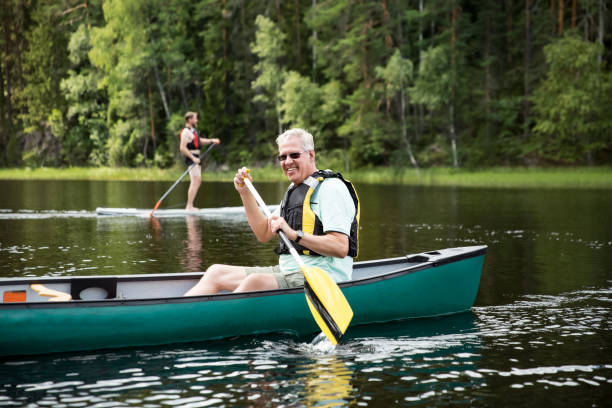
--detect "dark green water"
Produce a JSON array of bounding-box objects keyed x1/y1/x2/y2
[{"x1": 0, "y1": 179, "x2": 610, "y2": 407}]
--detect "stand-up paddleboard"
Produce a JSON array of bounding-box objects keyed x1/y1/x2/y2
[{"x1": 95, "y1": 205, "x2": 279, "y2": 218}]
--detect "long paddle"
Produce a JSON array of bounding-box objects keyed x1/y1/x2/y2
[
  {"x1": 150, "y1": 143, "x2": 216, "y2": 217},
  {"x1": 243, "y1": 176, "x2": 353, "y2": 345}
]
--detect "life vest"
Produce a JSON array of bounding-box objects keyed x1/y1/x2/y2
[
  {"x1": 179, "y1": 127, "x2": 200, "y2": 150},
  {"x1": 275, "y1": 170, "x2": 360, "y2": 258}
]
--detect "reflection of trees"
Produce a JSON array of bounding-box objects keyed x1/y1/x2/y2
[
  {"x1": 180, "y1": 215, "x2": 203, "y2": 272},
  {"x1": 299, "y1": 356, "x2": 355, "y2": 407}
]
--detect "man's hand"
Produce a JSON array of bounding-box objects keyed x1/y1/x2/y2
[
  {"x1": 269, "y1": 215, "x2": 296, "y2": 240},
  {"x1": 234, "y1": 167, "x2": 252, "y2": 192},
  {"x1": 192, "y1": 157, "x2": 201, "y2": 165}
]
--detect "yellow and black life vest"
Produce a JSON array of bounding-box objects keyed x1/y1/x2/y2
[{"x1": 276, "y1": 170, "x2": 360, "y2": 258}]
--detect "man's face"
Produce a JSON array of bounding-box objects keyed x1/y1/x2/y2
[
  {"x1": 189, "y1": 115, "x2": 198, "y2": 127},
  {"x1": 278, "y1": 136, "x2": 316, "y2": 185}
]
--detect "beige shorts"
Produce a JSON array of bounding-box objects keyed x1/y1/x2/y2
[
  {"x1": 188, "y1": 163, "x2": 201, "y2": 178},
  {"x1": 244, "y1": 265, "x2": 304, "y2": 289}
]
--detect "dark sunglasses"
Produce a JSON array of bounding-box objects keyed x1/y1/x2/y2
[{"x1": 277, "y1": 150, "x2": 309, "y2": 162}]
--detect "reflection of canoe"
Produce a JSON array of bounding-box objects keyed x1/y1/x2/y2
[
  {"x1": 0, "y1": 245, "x2": 486, "y2": 357},
  {"x1": 95, "y1": 205, "x2": 279, "y2": 217}
]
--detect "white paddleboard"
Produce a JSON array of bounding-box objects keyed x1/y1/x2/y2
[{"x1": 95, "y1": 205, "x2": 279, "y2": 218}]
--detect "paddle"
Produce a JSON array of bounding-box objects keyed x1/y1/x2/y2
[
  {"x1": 150, "y1": 143, "x2": 216, "y2": 217},
  {"x1": 242, "y1": 176, "x2": 353, "y2": 345}
]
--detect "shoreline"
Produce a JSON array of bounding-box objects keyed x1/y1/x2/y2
[{"x1": 0, "y1": 166, "x2": 610, "y2": 189}]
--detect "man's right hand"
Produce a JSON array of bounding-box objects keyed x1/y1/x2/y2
[
  {"x1": 234, "y1": 167, "x2": 252, "y2": 192},
  {"x1": 192, "y1": 157, "x2": 201, "y2": 165}
]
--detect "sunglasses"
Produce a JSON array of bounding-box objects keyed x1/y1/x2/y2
[{"x1": 277, "y1": 150, "x2": 309, "y2": 162}]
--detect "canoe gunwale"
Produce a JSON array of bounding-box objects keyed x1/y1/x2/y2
[{"x1": 0, "y1": 245, "x2": 487, "y2": 311}]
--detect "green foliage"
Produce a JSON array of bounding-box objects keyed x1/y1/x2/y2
[
  {"x1": 251, "y1": 15, "x2": 287, "y2": 134},
  {"x1": 411, "y1": 46, "x2": 450, "y2": 110},
  {"x1": 531, "y1": 34, "x2": 612, "y2": 163},
  {"x1": 2, "y1": 1, "x2": 611, "y2": 170},
  {"x1": 60, "y1": 24, "x2": 108, "y2": 166}
]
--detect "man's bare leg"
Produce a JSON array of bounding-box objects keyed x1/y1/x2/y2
[
  {"x1": 186, "y1": 165, "x2": 201, "y2": 211},
  {"x1": 184, "y1": 264, "x2": 247, "y2": 296},
  {"x1": 234, "y1": 273, "x2": 279, "y2": 292}
]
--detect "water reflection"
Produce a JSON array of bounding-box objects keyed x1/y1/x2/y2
[
  {"x1": 180, "y1": 215, "x2": 203, "y2": 272},
  {"x1": 299, "y1": 356, "x2": 354, "y2": 407}
]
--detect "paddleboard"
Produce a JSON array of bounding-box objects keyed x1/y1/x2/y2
[{"x1": 95, "y1": 205, "x2": 279, "y2": 218}]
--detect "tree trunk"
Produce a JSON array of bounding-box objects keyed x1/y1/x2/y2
[
  {"x1": 597, "y1": 0, "x2": 604, "y2": 65},
  {"x1": 450, "y1": 1, "x2": 458, "y2": 167},
  {"x1": 152, "y1": 63, "x2": 170, "y2": 121},
  {"x1": 179, "y1": 83, "x2": 188, "y2": 111},
  {"x1": 551, "y1": 0, "x2": 556, "y2": 33},
  {"x1": 484, "y1": 13, "x2": 492, "y2": 140},
  {"x1": 506, "y1": 0, "x2": 513, "y2": 66},
  {"x1": 558, "y1": 0, "x2": 564, "y2": 34},
  {"x1": 312, "y1": 0, "x2": 317, "y2": 78},
  {"x1": 2, "y1": 12, "x2": 13, "y2": 128},
  {"x1": 418, "y1": 0, "x2": 424, "y2": 139},
  {"x1": 295, "y1": 0, "x2": 301, "y2": 67},
  {"x1": 275, "y1": 83, "x2": 282, "y2": 136},
  {"x1": 400, "y1": 87, "x2": 419, "y2": 171},
  {"x1": 571, "y1": 0, "x2": 576, "y2": 28},
  {"x1": 523, "y1": 0, "x2": 531, "y2": 140},
  {"x1": 382, "y1": 0, "x2": 393, "y2": 48},
  {"x1": 147, "y1": 73, "x2": 157, "y2": 155}
]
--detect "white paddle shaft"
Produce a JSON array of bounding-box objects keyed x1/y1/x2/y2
[{"x1": 243, "y1": 178, "x2": 306, "y2": 269}]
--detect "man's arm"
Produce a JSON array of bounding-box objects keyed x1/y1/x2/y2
[
  {"x1": 277, "y1": 226, "x2": 348, "y2": 258},
  {"x1": 199, "y1": 137, "x2": 221, "y2": 145}
]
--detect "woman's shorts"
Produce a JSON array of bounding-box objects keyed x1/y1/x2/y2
[{"x1": 243, "y1": 265, "x2": 304, "y2": 289}]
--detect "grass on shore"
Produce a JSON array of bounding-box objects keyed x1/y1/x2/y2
[{"x1": 0, "y1": 165, "x2": 610, "y2": 189}]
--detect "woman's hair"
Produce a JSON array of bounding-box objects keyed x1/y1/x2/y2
[{"x1": 276, "y1": 128, "x2": 315, "y2": 151}]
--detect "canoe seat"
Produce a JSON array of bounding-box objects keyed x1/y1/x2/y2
[
  {"x1": 71, "y1": 278, "x2": 117, "y2": 300},
  {"x1": 30, "y1": 284, "x2": 72, "y2": 302}
]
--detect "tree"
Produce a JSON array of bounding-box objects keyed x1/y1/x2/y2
[
  {"x1": 89, "y1": 0, "x2": 157, "y2": 166},
  {"x1": 531, "y1": 35, "x2": 612, "y2": 163},
  {"x1": 251, "y1": 14, "x2": 287, "y2": 136},
  {"x1": 375, "y1": 49, "x2": 419, "y2": 170},
  {"x1": 57, "y1": 23, "x2": 108, "y2": 165},
  {"x1": 18, "y1": 1, "x2": 71, "y2": 166}
]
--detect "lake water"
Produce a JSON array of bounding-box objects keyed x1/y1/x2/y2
[{"x1": 0, "y1": 179, "x2": 610, "y2": 407}]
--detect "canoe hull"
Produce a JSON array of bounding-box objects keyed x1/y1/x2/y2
[{"x1": 0, "y1": 246, "x2": 485, "y2": 357}]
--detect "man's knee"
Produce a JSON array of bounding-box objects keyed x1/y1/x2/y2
[
  {"x1": 237, "y1": 273, "x2": 277, "y2": 292},
  {"x1": 205, "y1": 264, "x2": 224, "y2": 279}
]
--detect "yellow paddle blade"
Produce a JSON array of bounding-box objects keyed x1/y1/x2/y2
[{"x1": 302, "y1": 266, "x2": 353, "y2": 345}]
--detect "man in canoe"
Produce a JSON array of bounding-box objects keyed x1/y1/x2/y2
[
  {"x1": 184, "y1": 128, "x2": 359, "y2": 295},
  {"x1": 179, "y1": 112, "x2": 220, "y2": 211}
]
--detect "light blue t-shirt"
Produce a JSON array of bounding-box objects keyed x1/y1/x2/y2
[{"x1": 276, "y1": 177, "x2": 356, "y2": 282}]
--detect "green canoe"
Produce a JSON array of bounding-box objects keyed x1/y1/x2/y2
[{"x1": 0, "y1": 245, "x2": 486, "y2": 357}]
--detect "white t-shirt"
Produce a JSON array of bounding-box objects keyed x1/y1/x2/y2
[{"x1": 276, "y1": 178, "x2": 356, "y2": 282}]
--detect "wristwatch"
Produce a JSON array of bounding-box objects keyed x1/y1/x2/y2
[{"x1": 295, "y1": 230, "x2": 304, "y2": 242}]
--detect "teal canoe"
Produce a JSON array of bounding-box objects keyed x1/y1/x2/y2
[{"x1": 0, "y1": 245, "x2": 486, "y2": 357}]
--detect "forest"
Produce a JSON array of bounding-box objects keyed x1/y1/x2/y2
[{"x1": 0, "y1": 0, "x2": 610, "y2": 170}]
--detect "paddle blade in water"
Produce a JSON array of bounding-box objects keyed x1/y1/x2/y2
[{"x1": 302, "y1": 266, "x2": 353, "y2": 345}]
